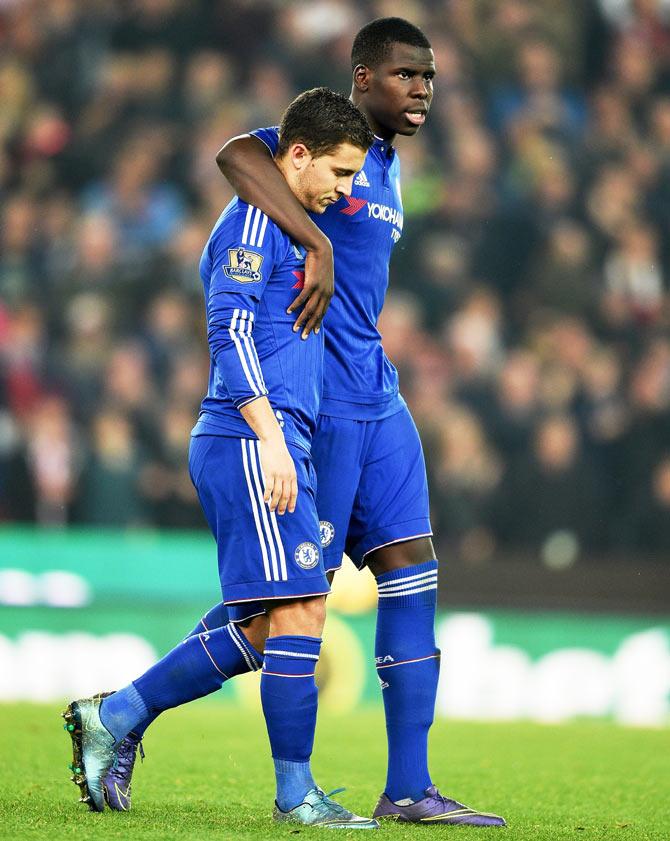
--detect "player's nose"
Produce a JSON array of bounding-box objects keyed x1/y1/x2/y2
[
  {"x1": 337, "y1": 177, "x2": 354, "y2": 197},
  {"x1": 410, "y1": 79, "x2": 430, "y2": 99}
]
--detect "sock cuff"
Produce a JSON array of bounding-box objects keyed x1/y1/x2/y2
[
  {"x1": 263, "y1": 635, "x2": 321, "y2": 676},
  {"x1": 273, "y1": 757, "x2": 312, "y2": 773},
  {"x1": 376, "y1": 560, "x2": 438, "y2": 607},
  {"x1": 125, "y1": 682, "x2": 151, "y2": 719},
  {"x1": 226, "y1": 623, "x2": 262, "y2": 671},
  {"x1": 264, "y1": 635, "x2": 322, "y2": 659}
]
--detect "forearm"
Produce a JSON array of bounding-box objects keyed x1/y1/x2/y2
[
  {"x1": 240, "y1": 396, "x2": 284, "y2": 443},
  {"x1": 216, "y1": 135, "x2": 332, "y2": 255},
  {"x1": 241, "y1": 395, "x2": 297, "y2": 514}
]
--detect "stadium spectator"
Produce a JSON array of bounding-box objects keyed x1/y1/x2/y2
[{"x1": 1, "y1": 0, "x2": 670, "y2": 564}]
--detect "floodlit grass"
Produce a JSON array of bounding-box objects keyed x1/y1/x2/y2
[{"x1": 1, "y1": 702, "x2": 668, "y2": 840}]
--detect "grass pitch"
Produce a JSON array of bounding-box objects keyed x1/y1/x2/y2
[{"x1": 1, "y1": 702, "x2": 668, "y2": 841}]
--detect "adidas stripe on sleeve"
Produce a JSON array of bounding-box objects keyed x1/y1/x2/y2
[{"x1": 206, "y1": 203, "x2": 276, "y2": 410}]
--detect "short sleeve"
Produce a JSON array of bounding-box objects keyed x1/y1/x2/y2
[{"x1": 250, "y1": 125, "x2": 280, "y2": 156}]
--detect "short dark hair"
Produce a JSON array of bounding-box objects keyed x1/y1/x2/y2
[
  {"x1": 277, "y1": 87, "x2": 374, "y2": 158},
  {"x1": 351, "y1": 17, "x2": 431, "y2": 70}
]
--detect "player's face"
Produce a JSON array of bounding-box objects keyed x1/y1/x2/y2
[
  {"x1": 356, "y1": 43, "x2": 435, "y2": 139},
  {"x1": 296, "y1": 142, "x2": 368, "y2": 213}
]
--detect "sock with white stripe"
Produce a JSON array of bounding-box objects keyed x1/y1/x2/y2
[
  {"x1": 100, "y1": 623, "x2": 261, "y2": 743},
  {"x1": 261, "y1": 635, "x2": 322, "y2": 811},
  {"x1": 127, "y1": 603, "x2": 234, "y2": 739},
  {"x1": 375, "y1": 559, "x2": 440, "y2": 803}
]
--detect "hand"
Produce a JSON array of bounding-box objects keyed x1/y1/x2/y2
[
  {"x1": 287, "y1": 240, "x2": 334, "y2": 339},
  {"x1": 258, "y1": 433, "x2": 298, "y2": 514}
]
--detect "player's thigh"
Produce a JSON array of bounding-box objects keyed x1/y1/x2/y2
[
  {"x1": 191, "y1": 434, "x2": 329, "y2": 606},
  {"x1": 190, "y1": 436, "x2": 266, "y2": 624},
  {"x1": 346, "y1": 405, "x2": 433, "y2": 568},
  {"x1": 312, "y1": 414, "x2": 367, "y2": 573}
]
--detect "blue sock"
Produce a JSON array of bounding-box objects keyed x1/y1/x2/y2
[
  {"x1": 375, "y1": 559, "x2": 440, "y2": 803},
  {"x1": 185, "y1": 602, "x2": 230, "y2": 638},
  {"x1": 261, "y1": 635, "x2": 321, "y2": 811},
  {"x1": 100, "y1": 623, "x2": 261, "y2": 743},
  {"x1": 130, "y1": 603, "x2": 234, "y2": 738}
]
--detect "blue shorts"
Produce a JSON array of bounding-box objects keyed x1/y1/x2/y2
[
  {"x1": 189, "y1": 434, "x2": 329, "y2": 621},
  {"x1": 312, "y1": 403, "x2": 432, "y2": 572}
]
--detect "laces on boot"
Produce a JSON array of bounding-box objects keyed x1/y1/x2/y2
[{"x1": 313, "y1": 788, "x2": 351, "y2": 819}]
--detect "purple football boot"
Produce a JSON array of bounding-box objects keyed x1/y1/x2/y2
[
  {"x1": 373, "y1": 786, "x2": 506, "y2": 826},
  {"x1": 102, "y1": 732, "x2": 144, "y2": 811}
]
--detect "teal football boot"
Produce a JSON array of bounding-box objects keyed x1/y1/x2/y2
[
  {"x1": 273, "y1": 788, "x2": 379, "y2": 829},
  {"x1": 62, "y1": 693, "x2": 117, "y2": 812}
]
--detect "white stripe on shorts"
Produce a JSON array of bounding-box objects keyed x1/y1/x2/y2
[
  {"x1": 241, "y1": 438, "x2": 272, "y2": 582},
  {"x1": 251, "y1": 440, "x2": 287, "y2": 581},
  {"x1": 246, "y1": 439, "x2": 284, "y2": 581}
]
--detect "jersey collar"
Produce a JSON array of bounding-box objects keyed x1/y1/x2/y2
[{"x1": 373, "y1": 134, "x2": 395, "y2": 159}]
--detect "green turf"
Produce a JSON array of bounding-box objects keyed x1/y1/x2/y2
[{"x1": 1, "y1": 702, "x2": 668, "y2": 841}]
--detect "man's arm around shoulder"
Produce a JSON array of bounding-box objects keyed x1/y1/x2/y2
[{"x1": 217, "y1": 134, "x2": 333, "y2": 338}]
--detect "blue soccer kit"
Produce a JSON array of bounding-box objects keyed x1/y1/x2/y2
[
  {"x1": 93, "y1": 121, "x2": 491, "y2": 819},
  {"x1": 252, "y1": 127, "x2": 433, "y2": 571},
  {"x1": 93, "y1": 196, "x2": 341, "y2": 816},
  {"x1": 191, "y1": 197, "x2": 329, "y2": 610},
  {"x1": 246, "y1": 129, "x2": 440, "y2": 807}
]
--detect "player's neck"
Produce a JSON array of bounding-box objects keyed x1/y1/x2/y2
[
  {"x1": 350, "y1": 95, "x2": 396, "y2": 145},
  {"x1": 274, "y1": 155, "x2": 299, "y2": 195}
]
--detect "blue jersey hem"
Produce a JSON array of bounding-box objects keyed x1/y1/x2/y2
[
  {"x1": 319, "y1": 391, "x2": 405, "y2": 421},
  {"x1": 191, "y1": 418, "x2": 312, "y2": 457}
]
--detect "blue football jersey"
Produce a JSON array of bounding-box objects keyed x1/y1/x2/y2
[
  {"x1": 193, "y1": 197, "x2": 323, "y2": 453},
  {"x1": 252, "y1": 127, "x2": 404, "y2": 421}
]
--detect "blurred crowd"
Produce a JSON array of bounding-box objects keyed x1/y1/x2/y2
[{"x1": 3, "y1": 0, "x2": 670, "y2": 566}]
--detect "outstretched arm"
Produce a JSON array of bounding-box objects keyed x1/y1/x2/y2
[{"x1": 216, "y1": 135, "x2": 333, "y2": 338}]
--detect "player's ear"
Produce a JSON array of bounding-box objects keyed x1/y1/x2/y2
[
  {"x1": 353, "y1": 64, "x2": 371, "y2": 93},
  {"x1": 289, "y1": 142, "x2": 312, "y2": 170}
]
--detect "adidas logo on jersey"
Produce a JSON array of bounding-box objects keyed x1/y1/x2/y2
[{"x1": 354, "y1": 170, "x2": 370, "y2": 187}]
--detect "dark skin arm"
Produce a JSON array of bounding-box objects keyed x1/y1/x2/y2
[{"x1": 216, "y1": 135, "x2": 334, "y2": 338}]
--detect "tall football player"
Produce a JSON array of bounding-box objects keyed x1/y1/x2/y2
[{"x1": 63, "y1": 88, "x2": 378, "y2": 829}]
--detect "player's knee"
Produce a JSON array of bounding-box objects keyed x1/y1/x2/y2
[
  {"x1": 268, "y1": 594, "x2": 326, "y2": 637},
  {"x1": 366, "y1": 536, "x2": 436, "y2": 576},
  {"x1": 238, "y1": 613, "x2": 270, "y2": 653}
]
